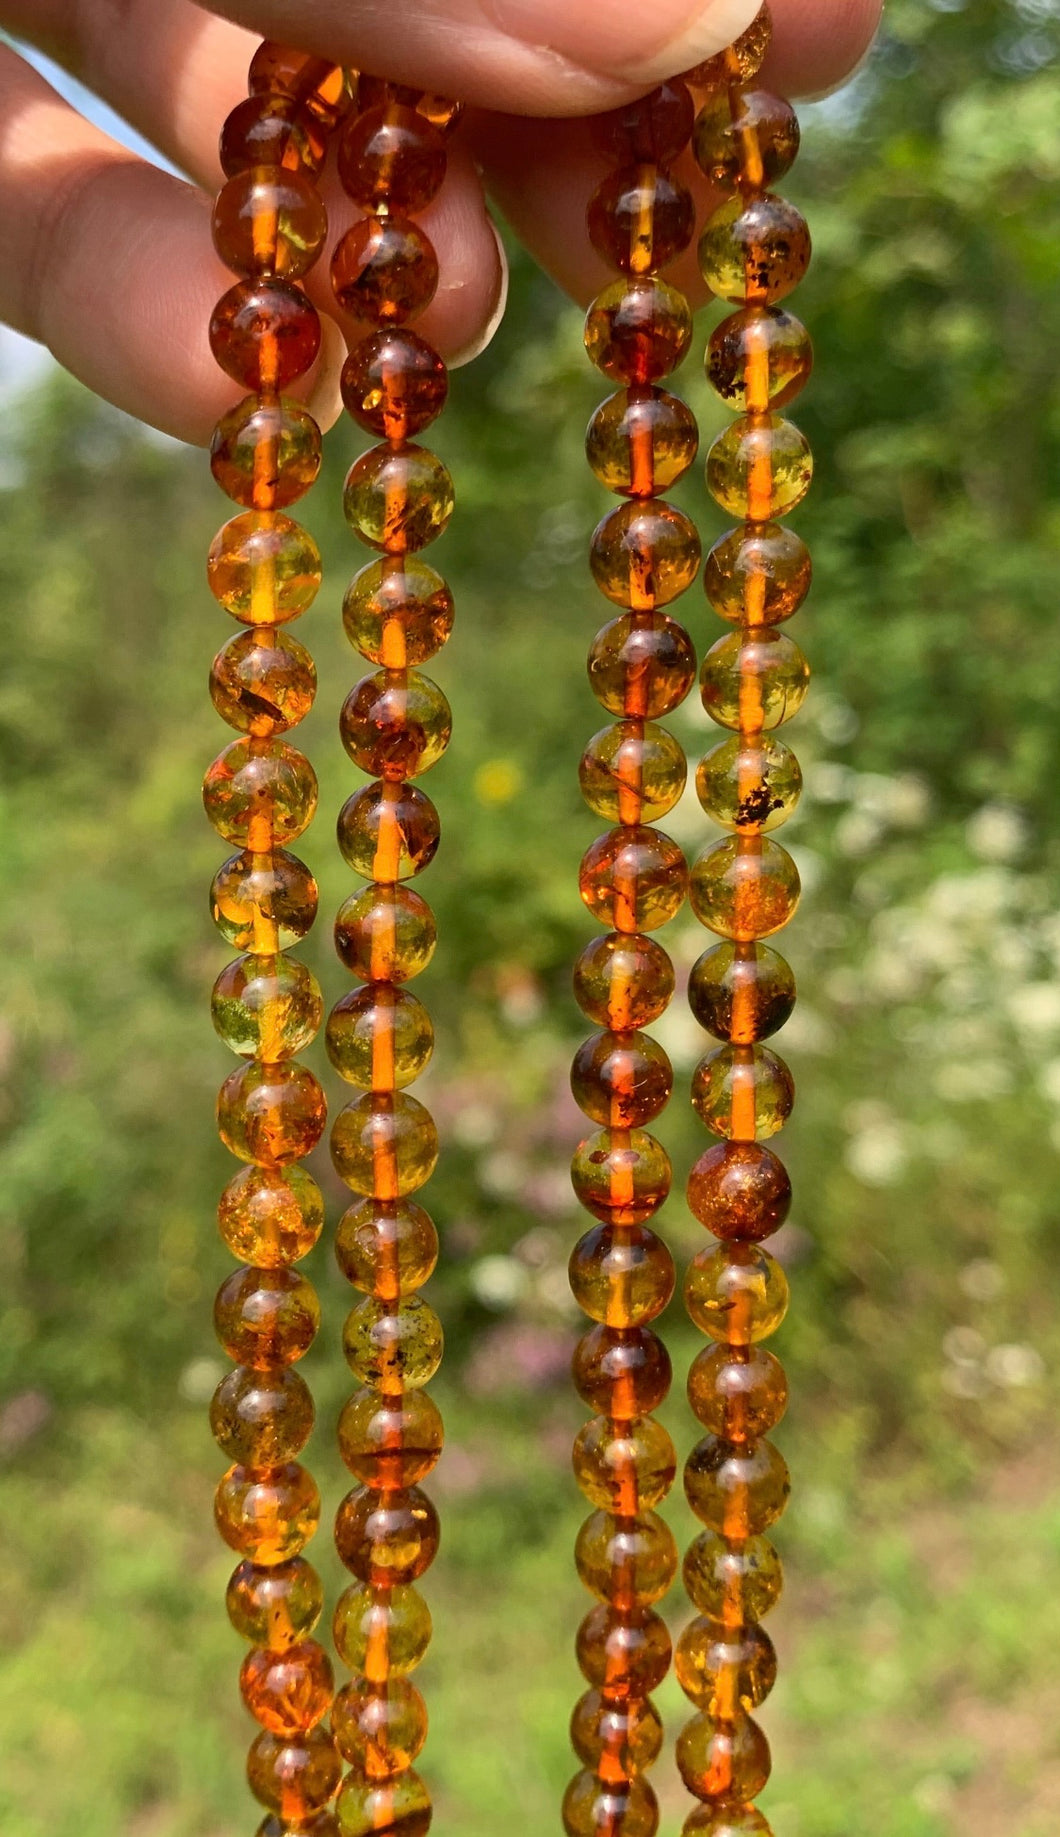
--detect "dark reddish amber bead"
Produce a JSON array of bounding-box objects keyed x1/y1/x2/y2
[
  {"x1": 342, "y1": 331, "x2": 448, "y2": 441},
  {"x1": 572, "y1": 1324, "x2": 672, "y2": 1418},
  {"x1": 687, "y1": 1141, "x2": 792, "y2": 1243},
  {"x1": 338, "y1": 1386, "x2": 444, "y2": 1487},
  {"x1": 335, "y1": 1198, "x2": 439, "y2": 1297},
  {"x1": 685, "y1": 8, "x2": 771, "y2": 84},
  {"x1": 691, "y1": 1044, "x2": 795, "y2": 1142},
  {"x1": 331, "y1": 1092, "x2": 439, "y2": 1198},
  {"x1": 336, "y1": 1769, "x2": 432, "y2": 1837},
  {"x1": 571, "y1": 1686, "x2": 664, "y2": 1774},
  {"x1": 699, "y1": 195, "x2": 811, "y2": 307},
  {"x1": 563, "y1": 1772, "x2": 658, "y2": 1837},
  {"x1": 210, "y1": 280, "x2": 321, "y2": 394},
  {"x1": 707, "y1": 415, "x2": 813, "y2": 522},
  {"x1": 576, "y1": 1605, "x2": 672, "y2": 1698},
  {"x1": 220, "y1": 95, "x2": 328, "y2": 178},
  {"x1": 569, "y1": 1224, "x2": 675, "y2": 1327},
  {"x1": 707, "y1": 307, "x2": 812, "y2": 414},
  {"x1": 689, "y1": 942, "x2": 796, "y2": 1044},
  {"x1": 580, "y1": 719, "x2": 687, "y2": 824},
  {"x1": 210, "y1": 397, "x2": 322, "y2": 511},
  {"x1": 340, "y1": 669, "x2": 452, "y2": 779},
  {"x1": 326, "y1": 985, "x2": 434, "y2": 1089},
  {"x1": 208, "y1": 511, "x2": 322, "y2": 626},
  {"x1": 587, "y1": 388, "x2": 699, "y2": 498},
  {"x1": 354, "y1": 76, "x2": 425, "y2": 112},
  {"x1": 215, "y1": 1461, "x2": 320, "y2": 1563},
  {"x1": 693, "y1": 89, "x2": 799, "y2": 193},
  {"x1": 687, "y1": 1345, "x2": 788, "y2": 1442},
  {"x1": 700, "y1": 627, "x2": 810, "y2": 733},
  {"x1": 212, "y1": 847, "x2": 318, "y2": 951},
  {"x1": 684, "y1": 1530, "x2": 783, "y2": 1621},
  {"x1": 342, "y1": 1295, "x2": 443, "y2": 1393},
  {"x1": 676, "y1": 1617, "x2": 778, "y2": 1716},
  {"x1": 589, "y1": 612, "x2": 696, "y2": 718},
  {"x1": 247, "y1": 1725, "x2": 342, "y2": 1819},
  {"x1": 214, "y1": 1265, "x2": 320, "y2": 1367},
  {"x1": 247, "y1": 44, "x2": 351, "y2": 128},
  {"x1": 572, "y1": 1414, "x2": 676, "y2": 1513},
  {"x1": 204, "y1": 738, "x2": 318, "y2": 848},
  {"x1": 571, "y1": 1029, "x2": 674, "y2": 1128},
  {"x1": 704, "y1": 523, "x2": 812, "y2": 626},
  {"x1": 332, "y1": 1675, "x2": 429, "y2": 1777},
  {"x1": 685, "y1": 1245, "x2": 789, "y2": 1346},
  {"x1": 331, "y1": 218, "x2": 439, "y2": 325},
  {"x1": 573, "y1": 932, "x2": 675, "y2": 1030},
  {"x1": 210, "y1": 630, "x2": 317, "y2": 737},
  {"x1": 211, "y1": 1363, "x2": 314, "y2": 1464},
  {"x1": 241, "y1": 1640, "x2": 334, "y2": 1736},
  {"x1": 333, "y1": 1582, "x2": 433, "y2": 1678},
  {"x1": 575, "y1": 1509, "x2": 678, "y2": 1606},
  {"x1": 586, "y1": 278, "x2": 692, "y2": 386},
  {"x1": 218, "y1": 1163, "x2": 325, "y2": 1267},
  {"x1": 343, "y1": 558, "x2": 454, "y2": 666},
  {"x1": 590, "y1": 81, "x2": 695, "y2": 165},
  {"x1": 676, "y1": 1714, "x2": 771, "y2": 1804},
  {"x1": 212, "y1": 952, "x2": 322, "y2": 1060},
  {"x1": 591, "y1": 500, "x2": 701, "y2": 610},
  {"x1": 579, "y1": 825, "x2": 688, "y2": 933},
  {"x1": 344, "y1": 444, "x2": 455, "y2": 554},
  {"x1": 334, "y1": 1485, "x2": 440, "y2": 1585},
  {"x1": 217, "y1": 1059, "x2": 327, "y2": 1166},
  {"x1": 334, "y1": 884, "x2": 437, "y2": 983},
  {"x1": 227, "y1": 1556, "x2": 324, "y2": 1649},
  {"x1": 338, "y1": 105, "x2": 447, "y2": 213},
  {"x1": 588, "y1": 167, "x2": 696, "y2": 277},
  {"x1": 337, "y1": 782, "x2": 440, "y2": 882},
  {"x1": 688, "y1": 837, "x2": 800, "y2": 941},
  {"x1": 682, "y1": 1807, "x2": 774, "y2": 1837},
  {"x1": 572, "y1": 1128, "x2": 672, "y2": 1226},
  {"x1": 685, "y1": 1437, "x2": 790, "y2": 1537},
  {"x1": 213, "y1": 169, "x2": 328, "y2": 280}
]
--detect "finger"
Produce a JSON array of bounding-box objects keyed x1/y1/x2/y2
[{"x1": 762, "y1": 0, "x2": 882, "y2": 99}]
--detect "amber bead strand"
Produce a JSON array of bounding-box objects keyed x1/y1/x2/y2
[
  {"x1": 205, "y1": 44, "x2": 350, "y2": 1837},
  {"x1": 325, "y1": 77, "x2": 463, "y2": 1837},
  {"x1": 565, "y1": 81, "x2": 704, "y2": 1837},
  {"x1": 672, "y1": 14, "x2": 813, "y2": 1835}
]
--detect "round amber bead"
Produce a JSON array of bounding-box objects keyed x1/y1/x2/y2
[
  {"x1": 686, "y1": 7, "x2": 771, "y2": 83},
  {"x1": 696, "y1": 736, "x2": 802, "y2": 834},
  {"x1": 246, "y1": 1725, "x2": 342, "y2": 1819},
  {"x1": 707, "y1": 415, "x2": 813, "y2": 522},
  {"x1": 571, "y1": 1686, "x2": 664, "y2": 1774},
  {"x1": 684, "y1": 1531, "x2": 783, "y2": 1621},
  {"x1": 333, "y1": 1583, "x2": 432, "y2": 1678},
  {"x1": 217, "y1": 1060, "x2": 327, "y2": 1166},
  {"x1": 210, "y1": 279, "x2": 322, "y2": 394},
  {"x1": 576, "y1": 1605, "x2": 672, "y2": 1698},
  {"x1": 590, "y1": 81, "x2": 694, "y2": 165},
  {"x1": 675, "y1": 1618, "x2": 778, "y2": 1717},
  {"x1": 587, "y1": 389, "x2": 698, "y2": 499},
  {"x1": 342, "y1": 1294, "x2": 444, "y2": 1392},
  {"x1": 569, "y1": 1224, "x2": 675, "y2": 1327},
  {"x1": 579, "y1": 826, "x2": 688, "y2": 933},
  {"x1": 220, "y1": 95, "x2": 327, "y2": 179},
  {"x1": 204, "y1": 738, "x2": 318, "y2": 847},
  {"x1": 241, "y1": 1640, "x2": 334, "y2": 1736},
  {"x1": 687, "y1": 1345, "x2": 788, "y2": 1442},
  {"x1": 700, "y1": 628, "x2": 809, "y2": 733},
  {"x1": 683, "y1": 1806, "x2": 774, "y2": 1837},
  {"x1": 335, "y1": 1199, "x2": 439, "y2": 1297},
  {"x1": 334, "y1": 885, "x2": 437, "y2": 983},
  {"x1": 211, "y1": 1363, "x2": 314, "y2": 1465},
  {"x1": 248, "y1": 44, "x2": 350, "y2": 127},
  {"x1": 573, "y1": 932, "x2": 675, "y2": 1030},
  {"x1": 693, "y1": 89, "x2": 799, "y2": 193},
  {"x1": 676, "y1": 1713, "x2": 771, "y2": 1804},
  {"x1": 572, "y1": 1414, "x2": 676, "y2": 1513},
  {"x1": 580, "y1": 719, "x2": 686, "y2": 824},
  {"x1": 213, "y1": 168, "x2": 328, "y2": 279},
  {"x1": 563, "y1": 1772, "x2": 658, "y2": 1837},
  {"x1": 571, "y1": 1029, "x2": 673, "y2": 1129},
  {"x1": 707, "y1": 307, "x2": 812, "y2": 414},
  {"x1": 571, "y1": 1128, "x2": 672, "y2": 1226},
  {"x1": 689, "y1": 837, "x2": 800, "y2": 941},
  {"x1": 214, "y1": 1265, "x2": 320, "y2": 1367},
  {"x1": 211, "y1": 847, "x2": 318, "y2": 951},
  {"x1": 338, "y1": 1386, "x2": 444, "y2": 1488},
  {"x1": 210, "y1": 629, "x2": 316, "y2": 738},
  {"x1": 338, "y1": 105, "x2": 447, "y2": 213},
  {"x1": 334, "y1": 1485, "x2": 440, "y2": 1585},
  {"x1": 685, "y1": 1245, "x2": 789, "y2": 1346},
  {"x1": 572, "y1": 1324, "x2": 671, "y2": 1418},
  {"x1": 689, "y1": 942, "x2": 795, "y2": 1045},
  {"x1": 590, "y1": 500, "x2": 701, "y2": 610},
  {"x1": 331, "y1": 218, "x2": 439, "y2": 325},
  {"x1": 211, "y1": 397, "x2": 322, "y2": 512},
  {"x1": 336, "y1": 1769, "x2": 432, "y2": 1837},
  {"x1": 344, "y1": 444, "x2": 455, "y2": 554},
  {"x1": 332, "y1": 1675, "x2": 429, "y2": 1777},
  {"x1": 218, "y1": 1163, "x2": 325, "y2": 1267},
  {"x1": 227, "y1": 1556, "x2": 324, "y2": 1649},
  {"x1": 215, "y1": 1461, "x2": 320, "y2": 1563},
  {"x1": 692, "y1": 1044, "x2": 795, "y2": 1142},
  {"x1": 705, "y1": 523, "x2": 812, "y2": 627},
  {"x1": 589, "y1": 612, "x2": 696, "y2": 718},
  {"x1": 337, "y1": 782, "x2": 440, "y2": 882},
  {"x1": 699, "y1": 196, "x2": 812, "y2": 307},
  {"x1": 331, "y1": 1092, "x2": 439, "y2": 1198},
  {"x1": 212, "y1": 952, "x2": 323, "y2": 1059},
  {"x1": 342, "y1": 331, "x2": 448, "y2": 442},
  {"x1": 685, "y1": 1437, "x2": 790, "y2": 1538},
  {"x1": 575, "y1": 1509, "x2": 678, "y2": 1606},
  {"x1": 343, "y1": 557, "x2": 454, "y2": 666},
  {"x1": 326, "y1": 985, "x2": 434, "y2": 1089},
  {"x1": 585, "y1": 278, "x2": 693, "y2": 385},
  {"x1": 687, "y1": 1141, "x2": 792, "y2": 1244},
  {"x1": 208, "y1": 511, "x2": 322, "y2": 626},
  {"x1": 588, "y1": 167, "x2": 695, "y2": 276},
  {"x1": 340, "y1": 669, "x2": 452, "y2": 779}
]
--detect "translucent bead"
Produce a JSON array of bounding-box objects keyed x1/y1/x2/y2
[
  {"x1": 342, "y1": 330, "x2": 448, "y2": 442},
  {"x1": 220, "y1": 95, "x2": 328, "y2": 178},
  {"x1": 696, "y1": 736, "x2": 802, "y2": 834},
  {"x1": 687, "y1": 1141, "x2": 792, "y2": 1244},
  {"x1": 576, "y1": 1605, "x2": 672, "y2": 1698},
  {"x1": 342, "y1": 1295, "x2": 443, "y2": 1392},
  {"x1": 212, "y1": 169, "x2": 328, "y2": 279},
  {"x1": 676, "y1": 1618, "x2": 777, "y2": 1718},
  {"x1": 338, "y1": 1387, "x2": 444, "y2": 1487},
  {"x1": 589, "y1": 612, "x2": 696, "y2": 718},
  {"x1": 332, "y1": 1675, "x2": 428, "y2": 1777},
  {"x1": 210, "y1": 279, "x2": 322, "y2": 393},
  {"x1": 575, "y1": 1510, "x2": 678, "y2": 1606},
  {"x1": 699, "y1": 196, "x2": 812, "y2": 307},
  {"x1": 215, "y1": 1461, "x2": 320, "y2": 1563},
  {"x1": 683, "y1": 1806, "x2": 774, "y2": 1837},
  {"x1": 684, "y1": 1531, "x2": 783, "y2": 1622},
  {"x1": 334, "y1": 1485, "x2": 440, "y2": 1584},
  {"x1": 210, "y1": 630, "x2": 317, "y2": 738},
  {"x1": 331, "y1": 218, "x2": 439, "y2": 325},
  {"x1": 571, "y1": 1687, "x2": 664, "y2": 1775},
  {"x1": 208, "y1": 511, "x2": 322, "y2": 626},
  {"x1": 211, "y1": 397, "x2": 322, "y2": 512},
  {"x1": 692, "y1": 1044, "x2": 795, "y2": 1141},
  {"x1": 246, "y1": 1726, "x2": 342, "y2": 1819},
  {"x1": 574, "y1": 932, "x2": 675, "y2": 1030},
  {"x1": 338, "y1": 105, "x2": 447, "y2": 213},
  {"x1": 585, "y1": 278, "x2": 693, "y2": 385},
  {"x1": 588, "y1": 167, "x2": 695, "y2": 276},
  {"x1": 707, "y1": 307, "x2": 812, "y2": 414},
  {"x1": 579, "y1": 826, "x2": 688, "y2": 933},
  {"x1": 333, "y1": 1583, "x2": 432, "y2": 1679},
  {"x1": 571, "y1": 1129, "x2": 672, "y2": 1227},
  {"x1": 687, "y1": 1346, "x2": 788, "y2": 1442},
  {"x1": 214, "y1": 1265, "x2": 320, "y2": 1367},
  {"x1": 336, "y1": 1769, "x2": 432, "y2": 1837},
  {"x1": 217, "y1": 1060, "x2": 327, "y2": 1166},
  {"x1": 335, "y1": 884, "x2": 437, "y2": 983},
  {"x1": 212, "y1": 952, "x2": 323, "y2": 1059},
  {"x1": 354, "y1": 76, "x2": 425, "y2": 112},
  {"x1": 685, "y1": 1244, "x2": 790, "y2": 1346},
  {"x1": 326, "y1": 985, "x2": 434, "y2": 1089},
  {"x1": 705, "y1": 523, "x2": 812, "y2": 626},
  {"x1": 685, "y1": 8, "x2": 771, "y2": 84},
  {"x1": 563, "y1": 1773, "x2": 658, "y2": 1837},
  {"x1": 676, "y1": 1713, "x2": 771, "y2": 1804},
  {"x1": 685, "y1": 1439, "x2": 789, "y2": 1544},
  {"x1": 571, "y1": 1029, "x2": 673, "y2": 1129},
  {"x1": 589, "y1": 81, "x2": 694, "y2": 165},
  {"x1": 337, "y1": 782, "x2": 440, "y2": 882},
  {"x1": 241, "y1": 1640, "x2": 334, "y2": 1736},
  {"x1": 331, "y1": 1092, "x2": 439, "y2": 1198},
  {"x1": 572, "y1": 1415, "x2": 676, "y2": 1513},
  {"x1": 211, "y1": 847, "x2": 318, "y2": 951},
  {"x1": 343, "y1": 444, "x2": 455, "y2": 554},
  {"x1": 569, "y1": 1224, "x2": 675, "y2": 1327},
  {"x1": 211, "y1": 1363, "x2": 314, "y2": 1464},
  {"x1": 700, "y1": 628, "x2": 809, "y2": 733},
  {"x1": 204, "y1": 738, "x2": 318, "y2": 848},
  {"x1": 590, "y1": 500, "x2": 701, "y2": 609},
  {"x1": 707, "y1": 415, "x2": 813, "y2": 522},
  {"x1": 572, "y1": 1324, "x2": 671, "y2": 1418},
  {"x1": 257, "y1": 1802, "x2": 339, "y2": 1834},
  {"x1": 248, "y1": 45, "x2": 351, "y2": 127},
  {"x1": 343, "y1": 557, "x2": 454, "y2": 666},
  {"x1": 693, "y1": 90, "x2": 799, "y2": 193},
  {"x1": 580, "y1": 720, "x2": 687, "y2": 824},
  {"x1": 335, "y1": 1199, "x2": 439, "y2": 1297},
  {"x1": 587, "y1": 389, "x2": 698, "y2": 499},
  {"x1": 688, "y1": 942, "x2": 795, "y2": 1044},
  {"x1": 340, "y1": 669, "x2": 452, "y2": 779},
  {"x1": 227, "y1": 1556, "x2": 324, "y2": 1648},
  {"x1": 689, "y1": 837, "x2": 800, "y2": 941},
  {"x1": 218, "y1": 1164, "x2": 325, "y2": 1267}
]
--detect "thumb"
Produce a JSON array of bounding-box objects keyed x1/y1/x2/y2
[{"x1": 203, "y1": 0, "x2": 763, "y2": 115}]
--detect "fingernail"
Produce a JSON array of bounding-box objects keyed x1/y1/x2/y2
[
  {"x1": 449, "y1": 218, "x2": 510, "y2": 369},
  {"x1": 489, "y1": 0, "x2": 762, "y2": 87}
]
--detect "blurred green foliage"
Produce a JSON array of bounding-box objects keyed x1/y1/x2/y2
[{"x1": 3, "y1": 2, "x2": 1060, "y2": 1832}]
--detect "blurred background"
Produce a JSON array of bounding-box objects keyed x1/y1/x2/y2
[{"x1": 3, "y1": 1, "x2": 1060, "y2": 1832}]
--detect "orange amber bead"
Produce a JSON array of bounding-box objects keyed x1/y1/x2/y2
[
  {"x1": 585, "y1": 278, "x2": 693, "y2": 384},
  {"x1": 687, "y1": 1141, "x2": 792, "y2": 1244},
  {"x1": 343, "y1": 557, "x2": 454, "y2": 666},
  {"x1": 211, "y1": 847, "x2": 319, "y2": 951},
  {"x1": 331, "y1": 218, "x2": 439, "y2": 325},
  {"x1": 341, "y1": 1294, "x2": 444, "y2": 1392},
  {"x1": 700, "y1": 628, "x2": 809, "y2": 733},
  {"x1": 204, "y1": 738, "x2": 318, "y2": 847},
  {"x1": 210, "y1": 397, "x2": 322, "y2": 511},
  {"x1": 335, "y1": 1769, "x2": 432, "y2": 1837},
  {"x1": 568, "y1": 1224, "x2": 675, "y2": 1326},
  {"x1": 326, "y1": 985, "x2": 434, "y2": 1089},
  {"x1": 330, "y1": 1091, "x2": 439, "y2": 1198},
  {"x1": 343, "y1": 444, "x2": 455, "y2": 553},
  {"x1": 218, "y1": 1163, "x2": 325, "y2": 1267},
  {"x1": 704, "y1": 523, "x2": 812, "y2": 626},
  {"x1": 570, "y1": 1029, "x2": 674, "y2": 1128},
  {"x1": 706, "y1": 415, "x2": 813, "y2": 521},
  {"x1": 210, "y1": 279, "x2": 321, "y2": 393},
  {"x1": 211, "y1": 1363, "x2": 314, "y2": 1464},
  {"x1": 693, "y1": 90, "x2": 799, "y2": 193},
  {"x1": 332, "y1": 1675, "x2": 429, "y2": 1776},
  {"x1": 684, "y1": 1437, "x2": 790, "y2": 1537},
  {"x1": 212, "y1": 168, "x2": 328, "y2": 279},
  {"x1": 675, "y1": 1618, "x2": 777, "y2": 1715},
  {"x1": 247, "y1": 44, "x2": 350, "y2": 126},
  {"x1": 675, "y1": 1713, "x2": 771, "y2": 1803},
  {"x1": 217, "y1": 1059, "x2": 327, "y2": 1166},
  {"x1": 246, "y1": 1725, "x2": 342, "y2": 1819},
  {"x1": 335, "y1": 1199, "x2": 439, "y2": 1297},
  {"x1": 212, "y1": 952, "x2": 323, "y2": 1059},
  {"x1": 333, "y1": 1582, "x2": 433, "y2": 1678},
  {"x1": 688, "y1": 837, "x2": 800, "y2": 941},
  {"x1": 337, "y1": 782, "x2": 440, "y2": 882},
  {"x1": 576, "y1": 1605, "x2": 672, "y2": 1697},
  {"x1": 214, "y1": 1264, "x2": 320, "y2": 1367},
  {"x1": 687, "y1": 1345, "x2": 788, "y2": 1441},
  {"x1": 210, "y1": 629, "x2": 317, "y2": 737},
  {"x1": 579, "y1": 825, "x2": 688, "y2": 932},
  {"x1": 220, "y1": 95, "x2": 328, "y2": 178},
  {"x1": 227, "y1": 1556, "x2": 324, "y2": 1649},
  {"x1": 586, "y1": 389, "x2": 699, "y2": 498},
  {"x1": 691, "y1": 1043, "x2": 795, "y2": 1141},
  {"x1": 590, "y1": 81, "x2": 694, "y2": 165},
  {"x1": 241, "y1": 1640, "x2": 335, "y2": 1735},
  {"x1": 588, "y1": 168, "x2": 696, "y2": 276},
  {"x1": 563, "y1": 1772, "x2": 659, "y2": 1837},
  {"x1": 588, "y1": 612, "x2": 696, "y2": 717},
  {"x1": 571, "y1": 1687, "x2": 664, "y2": 1773},
  {"x1": 573, "y1": 932, "x2": 675, "y2": 1030},
  {"x1": 684, "y1": 1531, "x2": 783, "y2": 1622},
  {"x1": 685, "y1": 7, "x2": 771, "y2": 84},
  {"x1": 590, "y1": 500, "x2": 701, "y2": 609},
  {"x1": 684, "y1": 1244, "x2": 789, "y2": 1346},
  {"x1": 342, "y1": 331, "x2": 449, "y2": 441},
  {"x1": 572, "y1": 1324, "x2": 672, "y2": 1417},
  {"x1": 683, "y1": 1807, "x2": 773, "y2": 1837},
  {"x1": 572, "y1": 1414, "x2": 676, "y2": 1512},
  {"x1": 334, "y1": 1485, "x2": 440, "y2": 1584},
  {"x1": 338, "y1": 1386, "x2": 444, "y2": 1487},
  {"x1": 575, "y1": 1509, "x2": 678, "y2": 1606},
  {"x1": 215, "y1": 1461, "x2": 320, "y2": 1563},
  {"x1": 698, "y1": 196, "x2": 811, "y2": 307},
  {"x1": 340, "y1": 669, "x2": 452, "y2": 779},
  {"x1": 688, "y1": 943, "x2": 796, "y2": 1044},
  {"x1": 571, "y1": 1128, "x2": 672, "y2": 1226},
  {"x1": 334, "y1": 885, "x2": 437, "y2": 983},
  {"x1": 208, "y1": 511, "x2": 322, "y2": 626},
  {"x1": 707, "y1": 307, "x2": 812, "y2": 413},
  {"x1": 696, "y1": 736, "x2": 802, "y2": 833},
  {"x1": 580, "y1": 719, "x2": 687, "y2": 823},
  {"x1": 338, "y1": 105, "x2": 447, "y2": 213}
]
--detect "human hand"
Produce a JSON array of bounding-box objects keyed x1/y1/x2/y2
[{"x1": 0, "y1": 0, "x2": 881, "y2": 443}]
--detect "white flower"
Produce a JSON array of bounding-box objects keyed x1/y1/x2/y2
[
  {"x1": 469, "y1": 1255, "x2": 528, "y2": 1310},
  {"x1": 966, "y1": 803, "x2": 1027, "y2": 862}
]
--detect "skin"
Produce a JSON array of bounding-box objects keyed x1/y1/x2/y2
[{"x1": 0, "y1": 0, "x2": 881, "y2": 442}]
